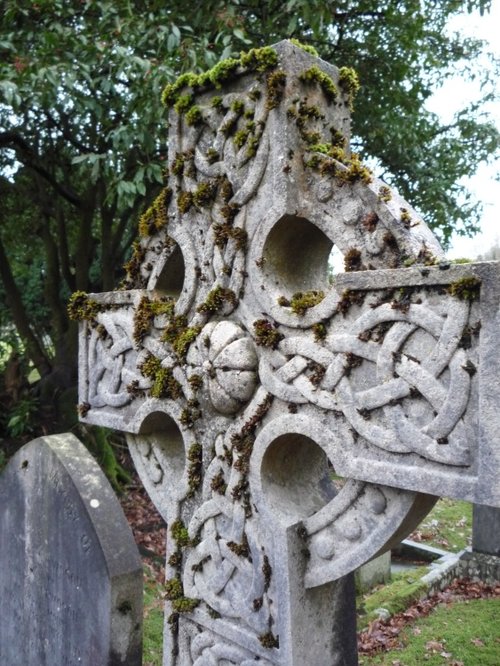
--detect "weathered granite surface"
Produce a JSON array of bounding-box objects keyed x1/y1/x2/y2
[
  {"x1": 75, "y1": 40, "x2": 500, "y2": 664},
  {"x1": 0, "y1": 433, "x2": 142, "y2": 666}
]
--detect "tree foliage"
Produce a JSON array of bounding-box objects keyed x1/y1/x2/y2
[{"x1": 0, "y1": 0, "x2": 498, "y2": 387}]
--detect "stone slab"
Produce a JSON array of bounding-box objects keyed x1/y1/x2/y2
[
  {"x1": 0, "y1": 433, "x2": 143, "y2": 666},
  {"x1": 472, "y1": 504, "x2": 500, "y2": 556}
]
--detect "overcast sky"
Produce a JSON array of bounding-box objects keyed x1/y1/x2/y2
[{"x1": 431, "y1": 1, "x2": 500, "y2": 259}]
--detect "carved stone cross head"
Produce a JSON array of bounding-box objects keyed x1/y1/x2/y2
[{"x1": 76, "y1": 40, "x2": 500, "y2": 664}]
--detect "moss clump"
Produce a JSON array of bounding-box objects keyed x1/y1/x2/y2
[
  {"x1": 210, "y1": 96, "x2": 223, "y2": 110},
  {"x1": 336, "y1": 289, "x2": 365, "y2": 316},
  {"x1": 213, "y1": 222, "x2": 247, "y2": 251},
  {"x1": 174, "y1": 326, "x2": 202, "y2": 359},
  {"x1": 165, "y1": 577, "x2": 200, "y2": 613},
  {"x1": 185, "y1": 105, "x2": 203, "y2": 126},
  {"x1": 151, "y1": 368, "x2": 183, "y2": 400},
  {"x1": 188, "y1": 374, "x2": 203, "y2": 391},
  {"x1": 171, "y1": 149, "x2": 194, "y2": 177},
  {"x1": 378, "y1": 184, "x2": 392, "y2": 202},
  {"x1": 162, "y1": 46, "x2": 278, "y2": 109},
  {"x1": 170, "y1": 520, "x2": 191, "y2": 548},
  {"x1": 253, "y1": 319, "x2": 284, "y2": 348},
  {"x1": 258, "y1": 631, "x2": 279, "y2": 649},
  {"x1": 230, "y1": 99, "x2": 245, "y2": 115},
  {"x1": 240, "y1": 46, "x2": 278, "y2": 72},
  {"x1": 233, "y1": 126, "x2": 252, "y2": 149},
  {"x1": 448, "y1": 276, "x2": 481, "y2": 301},
  {"x1": 289, "y1": 38, "x2": 318, "y2": 56},
  {"x1": 180, "y1": 405, "x2": 201, "y2": 429},
  {"x1": 197, "y1": 286, "x2": 237, "y2": 314},
  {"x1": 218, "y1": 176, "x2": 233, "y2": 203},
  {"x1": 139, "y1": 353, "x2": 183, "y2": 400},
  {"x1": 172, "y1": 597, "x2": 200, "y2": 613},
  {"x1": 161, "y1": 72, "x2": 199, "y2": 106},
  {"x1": 227, "y1": 533, "x2": 250, "y2": 558},
  {"x1": 206, "y1": 57, "x2": 240, "y2": 88},
  {"x1": 174, "y1": 93, "x2": 193, "y2": 114},
  {"x1": 400, "y1": 207, "x2": 412, "y2": 228},
  {"x1": 193, "y1": 180, "x2": 217, "y2": 208},
  {"x1": 210, "y1": 469, "x2": 227, "y2": 495},
  {"x1": 138, "y1": 187, "x2": 172, "y2": 237},
  {"x1": 77, "y1": 402, "x2": 91, "y2": 417},
  {"x1": 312, "y1": 322, "x2": 327, "y2": 341},
  {"x1": 177, "y1": 191, "x2": 193, "y2": 214},
  {"x1": 122, "y1": 240, "x2": 146, "y2": 287},
  {"x1": 133, "y1": 296, "x2": 175, "y2": 346},
  {"x1": 361, "y1": 211, "x2": 379, "y2": 232},
  {"x1": 206, "y1": 147, "x2": 220, "y2": 164},
  {"x1": 266, "y1": 69, "x2": 286, "y2": 110},
  {"x1": 281, "y1": 290, "x2": 325, "y2": 315},
  {"x1": 187, "y1": 442, "x2": 203, "y2": 497},
  {"x1": 299, "y1": 65, "x2": 337, "y2": 102},
  {"x1": 344, "y1": 247, "x2": 365, "y2": 272},
  {"x1": 67, "y1": 291, "x2": 102, "y2": 322},
  {"x1": 165, "y1": 577, "x2": 183, "y2": 601},
  {"x1": 338, "y1": 66, "x2": 360, "y2": 108},
  {"x1": 338, "y1": 153, "x2": 372, "y2": 184}
]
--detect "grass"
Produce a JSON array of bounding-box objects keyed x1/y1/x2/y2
[
  {"x1": 357, "y1": 567, "x2": 430, "y2": 630},
  {"x1": 409, "y1": 498, "x2": 472, "y2": 552},
  {"x1": 143, "y1": 568, "x2": 164, "y2": 666},
  {"x1": 360, "y1": 598, "x2": 500, "y2": 665}
]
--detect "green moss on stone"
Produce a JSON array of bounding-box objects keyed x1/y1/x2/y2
[
  {"x1": 448, "y1": 276, "x2": 481, "y2": 301},
  {"x1": 185, "y1": 105, "x2": 202, "y2": 126},
  {"x1": 67, "y1": 291, "x2": 102, "y2": 322},
  {"x1": 197, "y1": 286, "x2": 237, "y2": 314},
  {"x1": 299, "y1": 65, "x2": 337, "y2": 102},
  {"x1": 253, "y1": 319, "x2": 284, "y2": 348},
  {"x1": 289, "y1": 38, "x2": 319, "y2": 56}
]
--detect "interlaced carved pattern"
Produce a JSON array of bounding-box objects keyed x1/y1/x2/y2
[{"x1": 259, "y1": 296, "x2": 473, "y2": 465}]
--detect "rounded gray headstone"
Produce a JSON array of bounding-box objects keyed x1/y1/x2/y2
[{"x1": 0, "y1": 433, "x2": 143, "y2": 666}]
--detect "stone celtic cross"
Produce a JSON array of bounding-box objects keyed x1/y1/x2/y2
[{"x1": 76, "y1": 41, "x2": 500, "y2": 664}]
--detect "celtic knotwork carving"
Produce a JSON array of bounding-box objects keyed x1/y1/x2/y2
[
  {"x1": 181, "y1": 628, "x2": 275, "y2": 665},
  {"x1": 258, "y1": 290, "x2": 476, "y2": 466}
]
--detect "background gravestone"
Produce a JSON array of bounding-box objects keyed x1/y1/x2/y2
[{"x1": 0, "y1": 433, "x2": 143, "y2": 666}]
